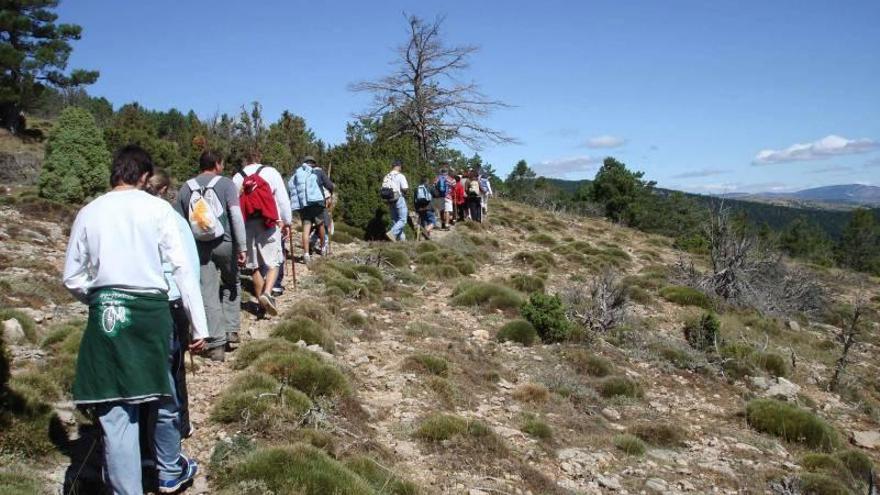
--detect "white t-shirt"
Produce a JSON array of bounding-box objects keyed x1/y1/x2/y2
[
  {"x1": 384, "y1": 170, "x2": 409, "y2": 195},
  {"x1": 63, "y1": 189, "x2": 208, "y2": 339},
  {"x1": 233, "y1": 163, "x2": 293, "y2": 225}
]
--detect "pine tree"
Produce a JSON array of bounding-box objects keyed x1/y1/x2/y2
[
  {"x1": 38, "y1": 106, "x2": 111, "y2": 203},
  {"x1": 836, "y1": 209, "x2": 880, "y2": 274}
]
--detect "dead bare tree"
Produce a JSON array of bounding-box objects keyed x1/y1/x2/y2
[
  {"x1": 350, "y1": 14, "x2": 517, "y2": 162},
  {"x1": 562, "y1": 269, "x2": 629, "y2": 341},
  {"x1": 828, "y1": 292, "x2": 871, "y2": 392}
]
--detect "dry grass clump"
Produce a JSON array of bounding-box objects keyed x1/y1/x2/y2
[
  {"x1": 797, "y1": 450, "x2": 875, "y2": 494},
  {"x1": 507, "y1": 273, "x2": 545, "y2": 294},
  {"x1": 343, "y1": 310, "x2": 368, "y2": 328},
  {"x1": 344, "y1": 456, "x2": 421, "y2": 495},
  {"x1": 375, "y1": 246, "x2": 410, "y2": 268},
  {"x1": 520, "y1": 414, "x2": 553, "y2": 440},
  {"x1": 512, "y1": 383, "x2": 550, "y2": 404},
  {"x1": 629, "y1": 422, "x2": 688, "y2": 447},
  {"x1": 719, "y1": 342, "x2": 790, "y2": 378},
  {"x1": 211, "y1": 372, "x2": 312, "y2": 428},
  {"x1": 527, "y1": 233, "x2": 557, "y2": 246},
  {"x1": 271, "y1": 317, "x2": 335, "y2": 353},
  {"x1": 613, "y1": 434, "x2": 647, "y2": 456},
  {"x1": 233, "y1": 338, "x2": 297, "y2": 370},
  {"x1": 513, "y1": 251, "x2": 555, "y2": 273},
  {"x1": 745, "y1": 399, "x2": 840, "y2": 451},
  {"x1": 426, "y1": 376, "x2": 457, "y2": 408},
  {"x1": 565, "y1": 349, "x2": 614, "y2": 377},
  {"x1": 251, "y1": 350, "x2": 350, "y2": 399},
  {"x1": 598, "y1": 376, "x2": 644, "y2": 399},
  {"x1": 649, "y1": 341, "x2": 699, "y2": 370},
  {"x1": 659, "y1": 285, "x2": 713, "y2": 309},
  {"x1": 450, "y1": 281, "x2": 524, "y2": 312},
  {"x1": 413, "y1": 413, "x2": 506, "y2": 453},
  {"x1": 402, "y1": 354, "x2": 449, "y2": 377},
  {"x1": 0, "y1": 275, "x2": 73, "y2": 309},
  {"x1": 415, "y1": 250, "x2": 476, "y2": 279},
  {"x1": 496, "y1": 319, "x2": 538, "y2": 346},
  {"x1": 314, "y1": 261, "x2": 385, "y2": 300},
  {"x1": 0, "y1": 466, "x2": 44, "y2": 495}
]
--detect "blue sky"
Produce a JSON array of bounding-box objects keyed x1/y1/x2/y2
[{"x1": 58, "y1": 0, "x2": 880, "y2": 193}]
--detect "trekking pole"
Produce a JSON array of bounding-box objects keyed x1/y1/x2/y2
[{"x1": 289, "y1": 232, "x2": 297, "y2": 289}]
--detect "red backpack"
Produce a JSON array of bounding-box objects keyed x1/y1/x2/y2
[{"x1": 238, "y1": 165, "x2": 280, "y2": 228}]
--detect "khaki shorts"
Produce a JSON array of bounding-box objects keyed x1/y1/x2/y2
[
  {"x1": 245, "y1": 218, "x2": 283, "y2": 269},
  {"x1": 433, "y1": 197, "x2": 453, "y2": 213}
]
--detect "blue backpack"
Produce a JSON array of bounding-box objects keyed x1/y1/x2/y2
[
  {"x1": 432, "y1": 175, "x2": 448, "y2": 198},
  {"x1": 415, "y1": 184, "x2": 432, "y2": 208}
]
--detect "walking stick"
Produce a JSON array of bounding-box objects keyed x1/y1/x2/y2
[
  {"x1": 326, "y1": 160, "x2": 333, "y2": 256},
  {"x1": 289, "y1": 231, "x2": 297, "y2": 289}
]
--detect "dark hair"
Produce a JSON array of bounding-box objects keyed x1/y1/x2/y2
[
  {"x1": 111, "y1": 145, "x2": 154, "y2": 187},
  {"x1": 199, "y1": 150, "x2": 221, "y2": 171},
  {"x1": 145, "y1": 168, "x2": 171, "y2": 197},
  {"x1": 420, "y1": 176, "x2": 428, "y2": 184}
]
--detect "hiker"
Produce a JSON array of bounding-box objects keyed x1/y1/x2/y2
[
  {"x1": 479, "y1": 172, "x2": 493, "y2": 218},
  {"x1": 380, "y1": 160, "x2": 409, "y2": 241},
  {"x1": 177, "y1": 150, "x2": 247, "y2": 361},
  {"x1": 453, "y1": 174, "x2": 467, "y2": 222},
  {"x1": 63, "y1": 145, "x2": 207, "y2": 494},
  {"x1": 147, "y1": 169, "x2": 199, "y2": 434},
  {"x1": 432, "y1": 164, "x2": 455, "y2": 230},
  {"x1": 289, "y1": 156, "x2": 332, "y2": 263},
  {"x1": 466, "y1": 169, "x2": 483, "y2": 223},
  {"x1": 232, "y1": 150, "x2": 291, "y2": 316},
  {"x1": 414, "y1": 176, "x2": 436, "y2": 239},
  {"x1": 312, "y1": 163, "x2": 335, "y2": 254}
]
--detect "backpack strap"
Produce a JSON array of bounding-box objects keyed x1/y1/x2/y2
[
  {"x1": 186, "y1": 178, "x2": 201, "y2": 192},
  {"x1": 238, "y1": 170, "x2": 248, "y2": 180},
  {"x1": 206, "y1": 175, "x2": 222, "y2": 190}
]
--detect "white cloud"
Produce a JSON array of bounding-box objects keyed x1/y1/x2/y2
[
  {"x1": 753, "y1": 134, "x2": 877, "y2": 165},
  {"x1": 585, "y1": 135, "x2": 626, "y2": 149},
  {"x1": 670, "y1": 168, "x2": 730, "y2": 179},
  {"x1": 535, "y1": 156, "x2": 602, "y2": 177}
]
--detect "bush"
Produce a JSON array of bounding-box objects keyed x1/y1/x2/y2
[
  {"x1": 598, "y1": 376, "x2": 644, "y2": 399},
  {"x1": 0, "y1": 309, "x2": 36, "y2": 343},
  {"x1": 659, "y1": 286, "x2": 712, "y2": 309},
  {"x1": 376, "y1": 247, "x2": 410, "y2": 268},
  {"x1": 402, "y1": 354, "x2": 449, "y2": 377},
  {"x1": 315, "y1": 261, "x2": 385, "y2": 300},
  {"x1": 271, "y1": 317, "x2": 335, "y2": 353},
  {"x1": 834, "y1": 450, "x2": 875, "y2": 483},
  {"x1": 520, "y1": 415, "x2": 553, "y2": 440},
  {"x1": 755, "y1": 352, "x2": 789, "y2": 378},
  {"x1": 630, "y1": 422, "x2": 687, "y2": 447},
  {"x1": 496, "y1": 320, "x2": 538, "y2": 346},
  {"x1": 450, "y1": 281, "x2": 524, "y2": 312},
  {"x1": 565, "y1": 349, "x2": 614, "y2": 377},
  {"x1": 684, "y1": 312, "x2": 721, "y2": 351},
  {"x1": 413, "y1": 414, "x2": 503, "y2": 452},
  {"x1": 521, "y1": 292, "x2": 571, "y2": 343},
  {"x1": 507, "y1": 274, "x2": 545, "y2": 294},
  {"x1": 343, "y1": 310, "x2": 368, "y2": 328},
  {"x1": 217, "y1": 444, "x2": 374, "y2": 495},
  {"x1": 745, "y1": 399, "x2": 840, "y2": 451},
  {"x1": 211, "y1": 372, "x2": 312, "y2": 427},
  {"x1": 798, "y1": 473, "x2": 853, "y2": 495},
  {"x1": 800, "y1": 453, "x2": 854, "y2": 486},
  {"x1": 650, "y1": 342, "x2": 697, "y2": 370},
  {"x1": 38, "y1": 106, "x2": 111, "y2": 204},
  {"x1": 513, "y1": 251, "x2": 555, "y2": 272},
  {"x1": 251, "y1": 351, "x2": 349, "y2": 398},
  {"x1": 613, "y1": 434, "x2": 646, "y2": 456},
  {"x1": 344, "y1": 456, "x2": 420, "y2": 495},
  {"x1": 233, "y1": 339, "x2": 297, "y2": 370}
]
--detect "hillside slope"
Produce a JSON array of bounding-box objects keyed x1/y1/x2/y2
[{"x1": 2, "y1": 198, "x2": 879, "y2": 494}]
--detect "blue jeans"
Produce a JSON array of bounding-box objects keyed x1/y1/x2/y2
[
  {"x1": 99, "y1": 342, "x2": 183, "y2": 493},
  {"x1": 390, "y1": 196, "x2": 408, "y2": 240}
]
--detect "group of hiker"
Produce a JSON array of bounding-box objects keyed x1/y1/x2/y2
[
  {"x1": 60, "y1": 144, "x2": 491, "y2": 494},
  {"x1": 384, "y1": 159, "x2": 494, "y2": 241}
]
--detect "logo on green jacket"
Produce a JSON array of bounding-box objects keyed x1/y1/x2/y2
[{"x1": 101, "y1": 304, "x2": 130, "y2": 336}]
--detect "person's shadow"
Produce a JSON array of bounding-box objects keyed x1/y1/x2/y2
[{"x1": 365, "y1": 207, "x2": 388, "y2": 241}]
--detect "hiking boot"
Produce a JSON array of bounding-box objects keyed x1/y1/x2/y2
[
  {"x1": 385, "y1": 231, "x2": 396, "y2": 242},
  {"x1": 227, "y1": 331, "x2": 240, "y2": 344},
  {"x1": 204, "y1": 346, "x2": 225, "y2": 362},
  {"x1": 303, "y1": 253, "x2": 311, "y2": 264},
  {"x1": 259, "y1": 294, "x2": 278, "y2": 316},
  {"x1": 271, "y1": 287, "x2": 284, "y2": 297},
  {"x1": 158, "y1": 454, "x2": 198, "y2": 493}
]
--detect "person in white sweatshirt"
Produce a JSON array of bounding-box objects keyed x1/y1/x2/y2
[{"x1": 63, "y1": 145, "x2": 207, "y2": 494}]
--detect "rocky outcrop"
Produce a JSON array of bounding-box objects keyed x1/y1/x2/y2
[{"x1": 0, "y1": 150, "x2": 43, "y2": 185}]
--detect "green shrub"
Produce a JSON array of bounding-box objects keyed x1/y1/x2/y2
[
  {"x1": 613, "y1": 434, "x2": 646, "y2": 456},
  {"x1": 403, "y1": 354, "x2": 449, "y2": 376},
  {"x1": 521, "y1": 416, "x2": 553, "y2": 440},
  {"x1": 834, "y1": 450, "x2": 875, "y2": 483},
  {"x1": 251, "y1": 351, "x2": 349, "y2": 398},
  {"x1": 507, "y1": 274, "x2": 545, "y2": 294},
  {"x1": 38, "y1": 106, "x2": 111, "y2": 204},
  {"x1": 745, "y1": 399, "x2": 840, "y2": 451},
  {"x1": 527, "y1": 233, "x2": 557, "y2": 246},
  {"x1": 335, "y1": 222, "x2": 366, "y2": 240},
  {"x1": 9, "y1": 370, "x2": 62, "y2": 402},
  {"x1": 218, "y1": 444, "x2": 374, "y2": 495},
  {"x1": 630, "y1": 422, "x2": 687, "y2": 447},
  {"x1": 377, "y1": 247, "x2": 410, "y2": 268},
  {"x1": 450, "y1": 281, "x2": 524, "y2": 312},
  {"x1": 343, "y1": 310, "x2": 368, "y2": 328},
  {"x1": 626, "y1": 286, "x2": 652, "y2": 304},
  {"x1": 0, "y1": 467, "x2": 44, "y2": 495},
  {"x1": 684, "y1": 312, "x2": 720, "y2": 351},
  {"x1": 332, "y1": 230, "x2": 356, "y2": 244},
  {"x1": 233, "y1": 338, "x2": 297, "y2": 370},
  {"x1": 315, "y1": 261, "x2": 385, "y2": 300},
  {"x1": 344, "y1": 456, "x2": 420, "y2": 495},
  {"x1": 521, "y1": 293, "x2": 571, "y2": 343},
  {"x1": 513, "y1": 251, "x2": 555, "y2": 272},
  {"x1": 565, "y1": 349, "x2": 614, "y2": 377},
  {"x1": 271, "y1": 317, "x2": 335, "y2": 353},
  {"x1": 598, "y1": 376, "x2": 644, "y2": 399},
  {"x1": 659, "y1": 286, "x2": 712, "y2": 309},
  {"x1": 800, "y1": 454, "x2": 854, "y2": 486},
  {"x1": 755, "y1": 352, "x2": 789, "y2": 378},
  {"x1": 0, "y1": 309, "x2": 36, "y2": 343},
  {"x1": 798, "y1": 473, "x2": 852, "y2": 495},
  {"x1": 496, "y1": 320, "x2": 538, "y2": 346},
  {"x1": 413, "y1": 414, "x2": 502, "y2": 452},
  {"x1": 211, "y1": 372, "x2": 312, "y2": 427},
  {"x1": 649, "y1": 341, "x2": 697, "y2": 370},
  {"x1": 0, "y1": 378, "x2": 64, "y2": 458}
]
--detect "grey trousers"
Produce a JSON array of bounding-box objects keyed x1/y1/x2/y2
[{"x1": 198, "y1": 240, "x2": 240, "y2": 349}]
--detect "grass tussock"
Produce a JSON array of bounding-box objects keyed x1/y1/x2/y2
[
  {"x1": 211, "y1": 372, "x2": 312, "y2": 428},
  {"x1": 402, "y1": 354, "x2": 449, "y2": 377},
  {"x1": 496, "y1": 319, "x2": 538, "y2": 346},
  {"x1": 314, "y1": 261, "x2": 385, "y2": 300},
  {"x1": 565, "y1": 349, "x2": 614, "y2": 377},
  {"x1": 520, "y1": 415, "x2": 553, "y2": 441},
  {"x1": 629, "y1": 422, "x2": 687, "y2": 448},
  {"x1": 507, "y1": 273, "x2": 546, "y2": 294},
  {"x1": 426, "y1": 376, "x2": 457, "y2": 408},
  {"x1": 659, "y1": 285, "x2": 713, "y2": 309},
  {"x1": 745, "y1": 399, "x2": 840, "y2": 451},
  {"x1": 0, "y1": 466, "x2": 44, "y2": 495},
  {"x1": 344, "y1": 456, "x2": 421, "y2": 495},
  {"x1": 527, "y1": 233, "x2": 557, "y2": 246},
  {"x1": 251, "y1": 350, "x2": 349, "y2": 399},
  {"x1": 613, "y1": 434, "x2": 647, "y2": 456},
  {"x1": 598, "y1": 376, "x2": 644, "y2": 399},
  {"x1": 513, "y1": 251, "x2": 555, "y2": 273},
  {"x1": 719, "y1": 343, "x2": 790, "y2": 378},
  {"x1": 343, "y1": 310, "x2": 368, "y2": 328},
  {"x1": 271, "y1": 317, "x2": 335, "y2": 353},
  {"x1": 413, "y1": 413, "x2": 505, "y2": 453},
  {"x1": 451, "y1": 281, "x2": 524, "y2": 312},
  {"x1": 233, "y1": 338, "x2": 297, "y2": 370},
  {"x1": 415, "y1": 250, "x2": 476, "y2": 279},
  {"x1": 512, "y1": 383, "x2": 550, "y2": 404},
  {"x1": 0, "y1": 275, "x2": 73, "y2": 309}
]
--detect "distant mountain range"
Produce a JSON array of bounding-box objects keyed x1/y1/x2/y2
[{"x1": 716, "y1": 184, "x2": 880, "y2": 208}]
